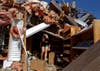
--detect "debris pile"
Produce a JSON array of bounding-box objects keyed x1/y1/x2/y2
[
  {"x1": 0, "y1": 0, "x2": 95, "y2": 39},
  {"x1": 0, "y1": 0, "x2": 95, "y2": 71}
]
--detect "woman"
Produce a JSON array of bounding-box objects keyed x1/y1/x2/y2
[{"x1": 41, "y1": 33, "x2": 50, "y2": 61}]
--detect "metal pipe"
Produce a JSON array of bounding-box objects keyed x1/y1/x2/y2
[{"x1": 26, "y1": 22, "x2": 50, "y2": 38}]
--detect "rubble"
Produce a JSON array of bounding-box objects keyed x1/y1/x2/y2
[{"x1": 0, "y1": 0, "x2": 96, "y2": 71}]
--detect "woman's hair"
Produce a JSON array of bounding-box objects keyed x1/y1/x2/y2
[
  {"x1": 42, "y1": 33, "x2": 49, "y2": 41},
  {"x1": 43, "y1": 33, "x2": 48, "y2": 38}
]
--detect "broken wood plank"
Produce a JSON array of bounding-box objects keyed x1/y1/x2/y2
[
  {"x1": 50, "y1": 0, "x2": 78, "y2": 26},
  {"x1": 71, "y1": 26, "x2": 81, "y2": 36}
]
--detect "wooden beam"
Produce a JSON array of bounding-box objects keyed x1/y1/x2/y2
[
  {"x1": 63, "y1": 40, "x2": 100, "y2": 71},
  {"x1": 82, "y1": 56, "x2": 100, "y2": 71},
  {"x1": 22, "y1": 11, "x2": 27, "y2": 71},
  {"x1": 49, "y1": 52, "x2": 55, "y2": 65},
  {"x1": 43, "y1": 30, "x2": 65, "y2": 40},
  {"x1": 93, "y1": 19, "x2": 100, "y2": 43}
]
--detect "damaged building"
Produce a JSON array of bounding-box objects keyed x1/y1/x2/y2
[{"x1": 0, "y1": 0, "x2": 100, "y2": 71}]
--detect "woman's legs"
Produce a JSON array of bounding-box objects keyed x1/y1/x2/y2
[
  {"x1": 44, "y1": 46, "x2": 48, "y2": 61},
  {"x1": 41, "y1": 46, "x2": 44, "y2": 60},
  {"x1": 41, "y1": 46, "x2": 49, "y2": 61}
]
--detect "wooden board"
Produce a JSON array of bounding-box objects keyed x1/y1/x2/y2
[
  {"x1": 63, "y1": 40, "x2": 100, "y2": 71},
  {"x1": 49, "y1": 52, "x2": 55, "y2": 65},
  {"x1": 93, "y1": 19, "x2": 100, "y2": 43},
  {"x1": 82, "y1": 56, "x2": 100, "y2": 71},
  {"x1": 71, "y1": 26, "x2": 81, "y2": 36},
  {"x1": 0, "y1": 69, "x2": 16, "y2": 71},
  {"x1": 30, "y1": 59, "x2": 46, "y2": 71}
]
